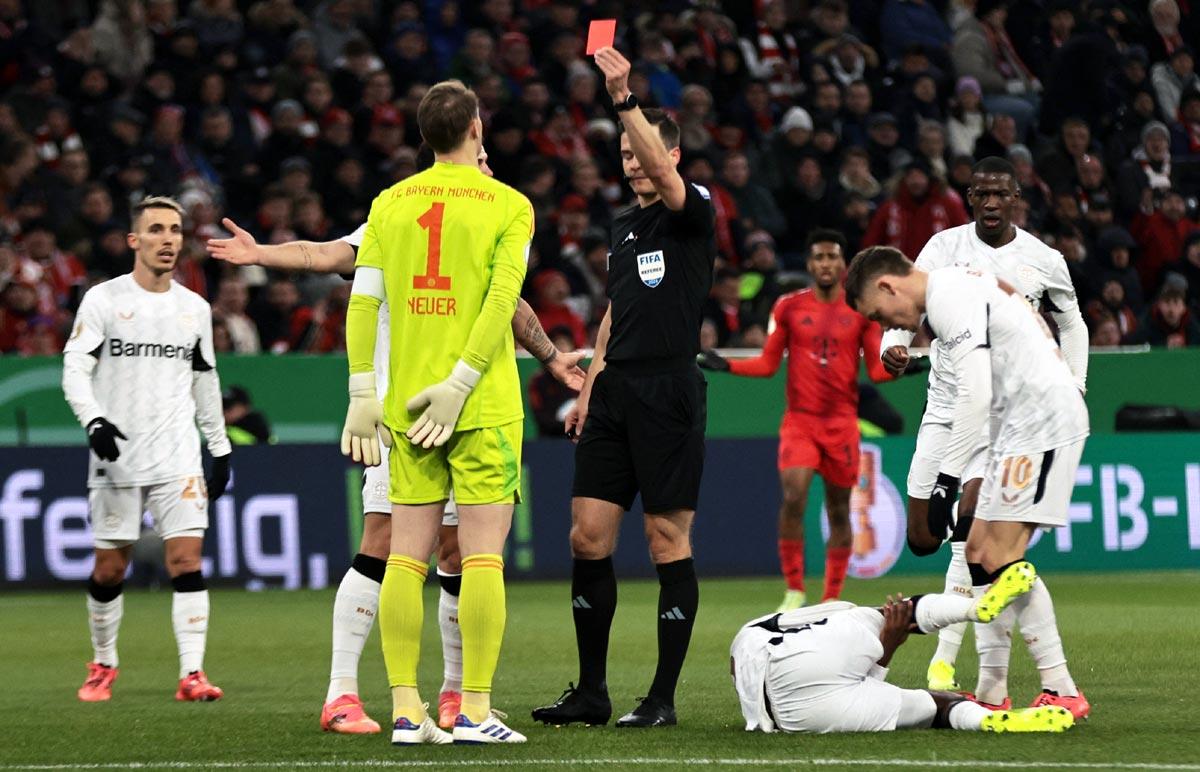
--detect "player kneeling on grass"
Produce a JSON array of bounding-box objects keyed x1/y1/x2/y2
[
  {"x1": 731, "y1": 592, "x2": 1074, "y2": 734},
  {"x1": 845, "y1": 246, "x2": 1091, "y2": 720},
  {"x1": 63, "y1": 196, "x2": 232, "y2": 703}
]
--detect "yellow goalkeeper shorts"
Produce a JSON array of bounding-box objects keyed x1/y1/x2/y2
[{"x1": 388, "y1": 420, "x2": 522, "y2": 506}]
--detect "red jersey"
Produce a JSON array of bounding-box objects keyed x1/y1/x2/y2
[{"x1": 729, "y1": 289, "x2": 892, "y2": 419}]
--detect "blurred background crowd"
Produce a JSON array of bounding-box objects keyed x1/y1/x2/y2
[{"x1": 2, "y1": 0, "x2": 1200, "y2": 361}]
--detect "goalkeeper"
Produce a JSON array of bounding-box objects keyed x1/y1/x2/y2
[{"x1": 342, "y1": 80, "x2": 532, "y2": 746}]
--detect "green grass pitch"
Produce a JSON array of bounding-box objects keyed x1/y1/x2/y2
[{"x1": 3, "y1": 571, "x2": 1198, "y2": 771}]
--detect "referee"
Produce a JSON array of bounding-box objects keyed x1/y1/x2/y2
[{"x1": 532, "y1": 46, "x2": 717, "y2": 729}]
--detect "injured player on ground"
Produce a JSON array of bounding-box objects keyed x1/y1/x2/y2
[{"x1": 730, "y1": 592, "x2": 1075, "y2": 735}]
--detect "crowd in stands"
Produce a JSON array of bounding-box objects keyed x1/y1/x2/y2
[{"x1": 2, "y1": 0, "x2": 1200, "y2": 357}]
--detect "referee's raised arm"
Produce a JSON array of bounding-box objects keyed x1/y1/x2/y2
[
  {"x1": 532, "y1": 45, "x2": 717, "y2": 732},
  {"x1": 594, "y1": 47, "x2": 688, "y2": 211}
]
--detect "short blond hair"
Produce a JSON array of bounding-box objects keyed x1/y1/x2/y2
[{"x1": 132, "y1": 195, "x2": 184, "y2": 228}]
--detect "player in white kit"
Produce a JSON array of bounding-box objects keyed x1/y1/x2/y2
[
  {"x1": 847, "y1": 247, "x2": 1092, "y2": 720},
  {"x1": 877, "y1": 157, "x2": 1088, "y2": 700},
  {"x1": 63, "y1": 197, "x2": 232, "y2": 703},
  {"x1": 207, "y1": 147, "x2": 584, "y2": 733},
  {"x1": 731, "y1": 591, "x2": 1074, "y2": 734}
]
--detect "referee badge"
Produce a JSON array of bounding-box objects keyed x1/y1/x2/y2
[{"x1": 636, "y1": 250, "x2": 665, "y2": 288}]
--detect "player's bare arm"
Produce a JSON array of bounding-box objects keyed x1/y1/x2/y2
[
  {"x1": 208, "y1": 218, "x2": 355, "y2": 273},
  {"x1": 565, "y1": 304, "x2": 611, "y2": 441},
  {"x1": 211, "y1": 218, "x2": 584, "y2": 391},
  {"x1": 876, "y1": 596, "x2": 913, "y2": 667},
  {"x1": 514, "y1": 300, "x2": 586, "y2": 391},
  {"x1": 595, "y1": 46, "x2": 688, "y2": 210}
]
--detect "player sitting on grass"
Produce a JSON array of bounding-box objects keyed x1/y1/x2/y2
[
  {"x1": 731, "y1": 590, "x2": 1074, "y2": 734},
  {"x1": 846, "y1": 246, "x2": 1091, "y2": 720},
  {"x1": 64, "y1": 196, "x2": 232, "y2": 703},
  {"x1": 208, "y1": 146, "x2": 582, "y2": 735}
]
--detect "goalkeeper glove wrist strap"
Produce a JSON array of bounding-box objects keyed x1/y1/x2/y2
[
  {"x1": 348, "y1": 371, "x2": 377, "y2": 395},
  {"x1": 450, "y1": 360, "x2": 482, "y2": 390}
]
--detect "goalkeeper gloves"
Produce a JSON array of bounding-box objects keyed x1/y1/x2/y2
[
  {"x1": 696, "y1": 349, "x2": 730, "y2": 372},
  {"x1": 927, "y1": 472, "x2": 960, "y2": 543},
  {"x1": 340, "y1": 372, "x2": 391, "y2": 466},
  {"x1": 206, "y1": 453, "x2": 232, "y2": 500},
  {"x1": 86, "y1": 417, "x2": 127, "y2": 462},
  {"x1": 405, "y1": 360, "x2": 481, "y2": 449}
]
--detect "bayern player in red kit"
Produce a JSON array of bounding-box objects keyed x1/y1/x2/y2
[{"x1": 699, "y1": 229, "x2": 892, "y2": 611}]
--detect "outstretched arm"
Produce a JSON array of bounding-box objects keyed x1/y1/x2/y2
[
  {"x1": 728, "y1": 301, "x2": 789, "y2": 377},
  {"x1": 207, "y1": 218, "x2": 356, "y2": 274}
]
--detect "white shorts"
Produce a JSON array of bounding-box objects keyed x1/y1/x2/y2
[
  {"x1": 765, "y1": 608, "x2": 905, "y2": 733},
  {"x1": 907, "y1": 421, "x2": 988, "y2": 499},
  {"x1": 977, "y1": 438, "x2": 1086, "y2": 528},
  {"x1": 362, "y1": 451, "x2": 458, "y2": 526},
  {"x1": 89, "y1": 476, "x2": 208, "y2": 549}
]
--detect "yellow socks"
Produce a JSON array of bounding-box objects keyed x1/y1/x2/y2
[
  {"x1": 380, "y1": 554, "x2": 427, "y2": 720},
  {"x1": 459, "y1": 553, "x2": 506, "y2": 722}
]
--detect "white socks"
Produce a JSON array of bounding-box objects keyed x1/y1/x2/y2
[
  {"x1": 438, "y1": 570, "x2": 463, "y2": 694},
  {"x1": 172, "y1": 590, "x2": 210, "y2": 679},
  {"x1": 1014, "y1": 578, "x2": 1077, "y2": 697},
  {"x1": 932, "y1": 542, "x2": 971, "y2": 664},
  {"x1": 328, "y1": 566, "x2": 381, "y2": 703},
  {"x1": 914, "y1": 591, "x2": 976, "y2": 634},
  {"x1": 949, "y1": 699, "x2": 992, "y2": 730},
  {"x1": 87, "y1": 594, "x2": 123, "y2": 668},
  {"x1": 975, "y1": 603, "x2": 1016, "y2": 705}
]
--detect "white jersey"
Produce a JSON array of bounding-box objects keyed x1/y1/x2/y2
[
  {"x1": 925, "y1": 267, "x2": 1089, "y2": 457},
  {"x1": 341, "y1": 224, "x2": 390, "y2": 399},
  {"x1": 884, "y1": 224, "x2": 1085, "y2": 425},
  {"x1": 63, "y1": 275, "x2": 230, "y2": 487}
]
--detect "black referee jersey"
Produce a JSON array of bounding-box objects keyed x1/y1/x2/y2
[{"x1": 572, "y1": 181, "x2": 717, "y2": 513}]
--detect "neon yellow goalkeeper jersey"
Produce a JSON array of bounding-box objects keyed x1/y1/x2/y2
[{"x1": 355, "y1": 161, "x2": 533, "y2": 432}]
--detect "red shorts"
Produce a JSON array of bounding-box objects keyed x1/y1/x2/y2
[{"x1": 778, "y1": 412, "x2": 861, "y2": 489}]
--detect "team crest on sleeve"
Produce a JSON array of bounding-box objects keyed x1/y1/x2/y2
[{"x1": 637, "y1": 250, "x2": 665, "y2": 287}]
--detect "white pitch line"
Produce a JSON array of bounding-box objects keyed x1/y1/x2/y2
[{"x1": 2, "y1": 759, "x2": 1199, "y2": 771}]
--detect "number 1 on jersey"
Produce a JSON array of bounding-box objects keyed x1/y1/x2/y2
[{"x1": 414, "y1": 202, "x2": 451, "y2": 291}]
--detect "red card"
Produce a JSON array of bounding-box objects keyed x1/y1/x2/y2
[{"x1": 586, "y1": 19, "x2": 616, "y2": 55}]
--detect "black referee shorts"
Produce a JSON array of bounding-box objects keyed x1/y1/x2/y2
[{"x1": 572, "y1": 359, "x2": 707, "y2": 514}]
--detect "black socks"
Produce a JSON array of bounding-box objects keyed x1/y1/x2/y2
[
  {"x1": 648, "y1": 558, "x2": 698, "y2": 706},
  {"x1": 571, "y1": 556, "x2": 617, "y2": 693}
]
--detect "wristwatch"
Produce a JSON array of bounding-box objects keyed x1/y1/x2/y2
[{"x1": 614, "y1": 92, "x2": 638, "y2": 112}]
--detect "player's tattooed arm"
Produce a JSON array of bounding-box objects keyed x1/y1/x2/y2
[
  {"x1": 514, "y1": 299, "x2": 558, "y2": 364},
  {"x1": 513, "y1": 299, "x2": 586, "y2": 391}
]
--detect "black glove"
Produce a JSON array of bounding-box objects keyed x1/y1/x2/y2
[
  {"x1": 86, "y1": 418, "x2": 127, "y2": 462},
  {"x1": 927, "y1": 473, "x2": 960, "y2": 542},
  {"x1": 696, "y1": 349, "x2": 730, "y2": 372},
  {"x1": 206, "y1": 454, "x2": 232, "y2": 500}
]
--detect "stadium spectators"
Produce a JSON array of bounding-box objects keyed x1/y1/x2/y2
[
  {"x1": 1, "y1": 0, "x2": 1199, "y2": 356},
  {"x1": 861, "y1": 160, "x2": 969, "y2": 258},
  {"x1": 1126, "y1": 282, "x2": 1200, "y2": 346}
]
